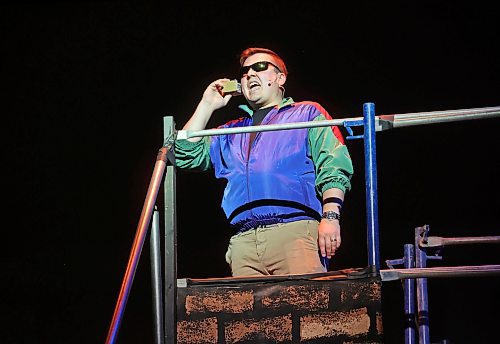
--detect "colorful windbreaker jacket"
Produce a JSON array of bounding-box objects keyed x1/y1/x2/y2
[{"x1": 175, "y1": 98, "x2": 353, "y2": 232}]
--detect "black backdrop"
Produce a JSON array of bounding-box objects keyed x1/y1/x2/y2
[{"x1": 3, "y1": 1, "x2": 499, "y2": 343}]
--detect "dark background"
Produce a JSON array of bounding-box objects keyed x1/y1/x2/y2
[{"x1": 3, "y1": 1, "x2": 499, "y2": 343}]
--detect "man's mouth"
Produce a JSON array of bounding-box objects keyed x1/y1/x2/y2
[{"x1": 248, "y1": 80, "x2": 260, "y2": 90}]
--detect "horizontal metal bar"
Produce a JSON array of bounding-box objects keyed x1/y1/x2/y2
[
  {"x1": 175, "y1": 106, "x2": 500, "y2": 139},
  {"x1": 420, "y1": 236, "x2": 500, "y2": 248},
  {"x1": 175, "y1": 117, "x2": 355, "y2": 140},
  {"x1": 380, "y1": 265, "x2": 500, "y2": 281},
  {"x1": 379, "y1": 107, "x2": 500, "y2": 130}
]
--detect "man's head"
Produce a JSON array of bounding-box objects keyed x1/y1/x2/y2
[{"x1": 238, "y1": 47, "x2": 288, "y2": 110}]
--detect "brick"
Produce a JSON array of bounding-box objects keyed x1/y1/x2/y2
[
  {"x1": 225, "y1": 314, "x2": 292, "y2": 343},
  {"x1": 185, "y1": 290, "x2": 254, "y2": 315},
  {"x1": 261, "y1": 285, "x2": 329, "y2": 311},
  {"x1": 300, "y1": 307, "x2": 371, "y2": 341},
  {"x1": 177, "y1": 317, "x2": 218, "y2": 344},
  {"x1": 340, "y1": 281, "x2": 381, "y2": 303}
]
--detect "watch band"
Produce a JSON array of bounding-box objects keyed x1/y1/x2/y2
[{"x1": 321, "y1": 210, "x2": 340, "y2": 221}]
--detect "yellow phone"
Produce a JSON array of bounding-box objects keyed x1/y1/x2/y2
[{"x1": 221, "y1": 79, "x2": 242, "y2": 96}]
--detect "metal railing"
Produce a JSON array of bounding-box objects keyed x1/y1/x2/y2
[
  {"x1": 385, "y1": 225, "x2": 500, "y2": 344},
  {"x1": 105, "y1": 104, "x2": 500, "y2": 343}
]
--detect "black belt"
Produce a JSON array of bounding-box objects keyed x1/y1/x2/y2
[{"x1": 233, "y1": 218, "x2": 284, "y2": 233}]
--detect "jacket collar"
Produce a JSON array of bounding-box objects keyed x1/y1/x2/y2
[{"x1": 238, "y1": 97, "x2": 294, "y2": 117}]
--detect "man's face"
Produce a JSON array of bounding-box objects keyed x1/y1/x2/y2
[{"x1": 240, "y1": 53, "x2": 284, "y2": 109}]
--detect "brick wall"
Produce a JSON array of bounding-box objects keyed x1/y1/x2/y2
[{"x1": 176, "y1": 271, "x2": 383, "y2": 343}]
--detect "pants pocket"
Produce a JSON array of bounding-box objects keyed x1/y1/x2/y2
[{"x1": 305, "y1": 220, "x2": 319, "y2": 243}]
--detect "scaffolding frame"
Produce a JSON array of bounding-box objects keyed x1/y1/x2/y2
[{"x1": 105, "y1": 103, "x2": 500, "y2": 344}]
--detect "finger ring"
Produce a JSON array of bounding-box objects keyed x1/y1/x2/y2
[{"x1": 331, "y1": 238, "x2": 337, "y2": 242}]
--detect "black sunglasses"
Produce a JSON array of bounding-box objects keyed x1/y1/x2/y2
[{"x1": 238, "y1": 61, "x2": 281, "y2": 79}]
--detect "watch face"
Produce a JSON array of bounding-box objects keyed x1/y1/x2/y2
[{"x1": 322, "y1": 211, "x2": 340, "y2": 220}]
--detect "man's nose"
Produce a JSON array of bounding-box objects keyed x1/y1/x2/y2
[{"x1": 247, "y1": 67, "x2": 258, "y2": 77}]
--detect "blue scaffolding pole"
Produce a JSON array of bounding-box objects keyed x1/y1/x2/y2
[{"x1": 363, "y1": 102, "x2": 380, "y2": 270}]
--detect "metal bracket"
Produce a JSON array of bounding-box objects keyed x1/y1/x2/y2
[{"x1": 343, "y1": 119, "x2": 364, "y2": 140}]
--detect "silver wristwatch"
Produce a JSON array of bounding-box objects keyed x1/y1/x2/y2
[{"x1": 321, "y1": 210, "x2": 340, "y2": 221}]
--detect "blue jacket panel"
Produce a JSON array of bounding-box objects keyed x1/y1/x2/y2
[{"x1": 210, "y1": 102, "x2": 323, "y2": 231}]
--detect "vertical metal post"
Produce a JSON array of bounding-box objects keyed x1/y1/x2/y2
[
  {"x1": 150, "y1": 209, "x2": 165, "y2": 344},
  {"x1": 163, "y1": 116, "x2": 177, "y2": 343},
  {"x1": 403, "y1": 244, "x2": 416, "y2": 344},
  {"x1": 415, "y1": 227, "x2": 430, "y2": 344},
  {"x1": 363, "y1": 102, "x2": 380, "y2": 270}
]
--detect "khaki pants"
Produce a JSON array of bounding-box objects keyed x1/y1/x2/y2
[{"x1": 225, "y1": 220, "x2": 326, "y2": 277}]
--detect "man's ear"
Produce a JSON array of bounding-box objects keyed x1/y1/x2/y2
[{"x1": 277, "y1": 73, "x2": 287, "y2": 86}]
